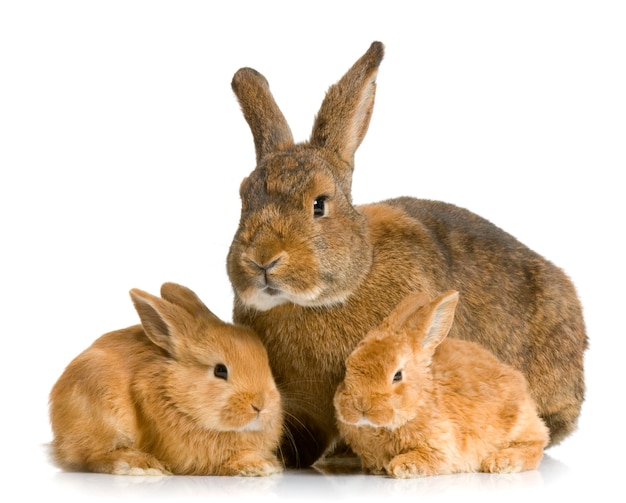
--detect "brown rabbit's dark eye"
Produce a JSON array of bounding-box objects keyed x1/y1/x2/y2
[
  {"x1": 313, "y1": 196, "x2": 327, "y2": 218},
  {"x1": 393, "y1": 370, "x2": 403, "y2": 383},
  {"x1": 214, "y1": 364, "x2": 228, "y2": 380}
]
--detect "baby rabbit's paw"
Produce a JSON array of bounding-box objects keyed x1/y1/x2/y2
[
  {"x1": 481, "y1": 445, "x2": 543, "y2": 474},
  {"x1": 386, "y1": 453, "x2": 436, "y2": 479},
  {"x1": 224, "y1": 452, "x2": 284, "y2": 477},
  {"x1": 481, "y1": 456, "x2": 522, "y2": 474},
  {"x1": 123, "y1": 466, "x2": 170, "y2": 476},
  {"x1": 110, "y1": 450, "x2": 171, "y2": 476}
]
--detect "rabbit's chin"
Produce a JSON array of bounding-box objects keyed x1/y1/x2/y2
[
  {"x1": 354, "y1": 418, "x2": 392, "y2": 430},
  {"x1": 241, "y1": 285, "x2": 349, "y2": 312},
  {"x1": 338, "y1": 412, "x2": 404, "y2": 431},
  {"x1": 235, "y1": 418, "x2": 266, "y2": 432},
  {"x1": 203, "y1": 415, "x2": 271, "y2": 433}
]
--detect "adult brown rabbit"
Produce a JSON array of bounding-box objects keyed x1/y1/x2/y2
[
  {"x1": 227, "y1": 41, "x2": 587, "y2": 467},
  {"x1": 49, "y1": 283, "x2": 283, "y2": 476},
  {"x1": 334, "y1": 290, "x2": 550, "y2": 478}
]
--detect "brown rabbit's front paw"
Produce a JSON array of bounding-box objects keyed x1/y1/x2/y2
[{"x1": 223, "y1": 452, "x2": 284, "y2": 477}]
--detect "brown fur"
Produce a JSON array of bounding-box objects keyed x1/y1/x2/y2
[
  {"x1": 49, "y1": 283, "x2": 283, "y2": 476},
  {"x1": 227, "y1": 42, "x2": 587, "y2": 467},
  {"x1": 334, "y1": 291, "x2": 550, "y2": 478}
]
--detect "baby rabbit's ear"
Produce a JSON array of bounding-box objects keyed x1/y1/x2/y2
[
  {"x1": 231, "y1": 67, "x2": 294, "y2": 163},
  {"x1": 310, "y1": 41, "x2": 384, "y2": 171},
  {"x1": 385, "y1": 290, "x2": 459, "y2": 355},
  {"x1": 159, "y1": 282, "x2": 221, "y2": 322},
  {"x1": 382, "y1": 291, "x2": 431, "y2": 333},
  {"x1": 417, "y1": 291, "x2": 460, "y2": 355},
  {"x1": 129, "y1": 288, "x2": 195, "y2": 355}
]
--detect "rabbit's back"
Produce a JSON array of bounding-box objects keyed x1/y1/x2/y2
[
  {"x1": 49, "y1": 326, "x2": 159, "y2": 471},
  {"x1": 432, "y1": 337, "x2": 539, "y2": 423},
  {"x1": 427, "y1": 337, "x2": 550, "y2": 472}
]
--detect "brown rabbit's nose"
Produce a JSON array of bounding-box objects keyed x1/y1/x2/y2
[
  {"x1": 247, "y1": 254, "x2": 283, "y2": 283},
  {"x1": 260, "y1": 258, "x2": 280, "y2": 275}
]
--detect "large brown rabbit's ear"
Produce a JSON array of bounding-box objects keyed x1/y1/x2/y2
[
  {"x1": 159, "y1": 282, "x2": 221, "y2": 322},
  {"x1": 416, "y1": 291, "x2": 460, "y2": 355},
  {"x1": 231, "y1": 67, "x2": 294, "y2": 163},
  {"x1": 310, "y1": 41, "x2": 384, "y2": 170},
  {"x1": 129, "y1": 288, "x2": 193, "y2": 355}
]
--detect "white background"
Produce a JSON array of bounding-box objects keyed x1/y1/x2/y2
[{"x1": 1, "y1": 1, "x2": 624, "y2": 501}]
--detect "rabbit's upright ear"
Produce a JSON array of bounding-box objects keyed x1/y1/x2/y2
[
  {"x1": 381, "y1": 291, "x2": 431, "y2": 333},
  {"x1": 417, "y1": 291, "x2": 459, "y2": 355},
  {"x1": 159, "y1": 282, "x2": 221, "y2": 322},
  {"x1": 310, "y1": 41, "x2": 384, "y2": 170},
  {"x1": 129, "y1": 288, "x2": 193, "y2": 355},
  {"x1": 231, "y1": 67, "x2": 295, "y2": 163},
  {"x1": 388, "y1": 291, "x2": 459, "y2": 355}
]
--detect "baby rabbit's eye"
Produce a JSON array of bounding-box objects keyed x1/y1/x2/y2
[
  {"x1": 214, "y1": 364, "x2": 228, "y2": 380},
  {"x1": 313, "y1": 196, "x2": 327, "y2": 218},
  {"x1": 393, "y1": 370, "x2": 403, "y2": 383}
]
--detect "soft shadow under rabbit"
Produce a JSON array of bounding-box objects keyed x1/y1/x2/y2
[{"x1": 49, "y1": 283, "x2": 283, "y2": 476}]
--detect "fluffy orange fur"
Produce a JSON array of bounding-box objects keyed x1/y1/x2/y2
[
  {"x1": 334, "y1": 291, "x2": 549, "y2": 478},
  {"x1": 49, "y1": 283, "x2": 283, "y2": 476},
  {"x1": 227, "y1": 41, "x2": 587, "y2": 467}
]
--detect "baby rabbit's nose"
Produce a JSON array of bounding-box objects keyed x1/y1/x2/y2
[
  {"x1": 355, "y1": 397, "x2": 371, "y2": 414},
  {"x1": 251, "y1": 394, "x2": 266, "y2": 413}
]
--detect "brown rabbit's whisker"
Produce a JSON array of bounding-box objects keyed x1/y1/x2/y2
[
  {"x1": 281, "y1": 410, "x2": 315, "y2": 433},
  {"x1": 276, "y1": 418, "x2": 311, "y2": 468},
  {"x1": 277, "y1": 378, "x2": 326, "y2": 388},
  {"x1": 281, "y1": 412, "x2": 319, "y2": 446},
  {"x1": 278, "y1": 388, "x2": 328, "y2": 410}
]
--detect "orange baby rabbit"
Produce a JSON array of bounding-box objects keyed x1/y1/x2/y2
[
  {"x1": 334, "y1": 291, "x2": 549, "y2": 478},
  {"x1": 227, "y1": 41, "x2": 585, "y2": 466},
  {"x1": 49, "y1": 283, "x2": 283, "y2": 476}
]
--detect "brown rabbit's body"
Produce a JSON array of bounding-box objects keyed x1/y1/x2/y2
[
  {"x1": 228, "y1": 42, "x2": 587, "y2": 467},
  {"x1": 49, "y1": 283, "x2": 283, "y2": 476},
  {"x1": 334, "y1": 291, "x2": 550, "y2": 478}
]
